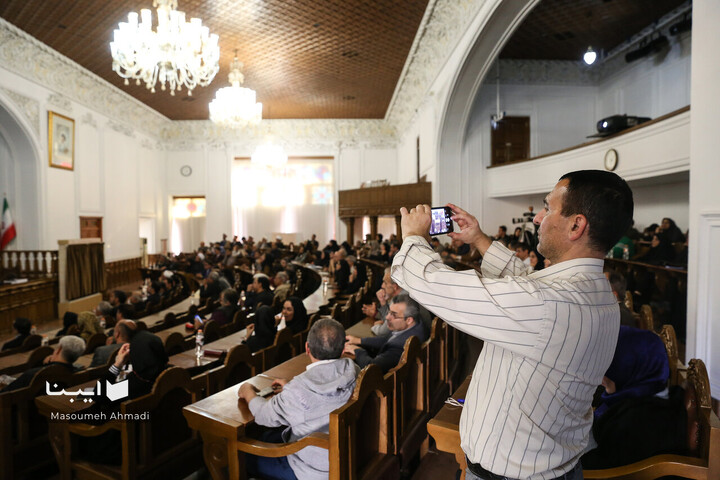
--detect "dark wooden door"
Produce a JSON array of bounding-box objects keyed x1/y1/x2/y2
[
  {"x1": 491, "y1": 116, "x2": 530, "y2": 166},
  {"x1": 80, "y1": 216, "x2": 102, "y2": 240}
]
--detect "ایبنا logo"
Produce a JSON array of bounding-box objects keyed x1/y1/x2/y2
[{"x1": 46, "y1": 379, "x2": 129, "y2": 403}]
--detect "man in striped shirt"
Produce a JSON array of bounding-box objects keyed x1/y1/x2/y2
[{"x1": 391, "y1": 170, "x2": 633, "y2": 480}]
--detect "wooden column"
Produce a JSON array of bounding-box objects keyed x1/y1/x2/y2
[
  {"x1": 343, "y1": 218, "x2": 355, "y2": 245},
  {"x1": 395, "y1": 215, "x2": 402, "y2": 240},
  {"x1": 369, "y1": 216, "x2": 378, "y2": 240}
]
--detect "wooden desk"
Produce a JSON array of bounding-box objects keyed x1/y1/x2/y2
[
  {"x1": 183, "y1": 353, "x2": 311, "y2": 480},
  {"x1": 0, "y1": 350, "x2": 36, "y2": 375},
  {"x1": 142, "y1": 296, "x2": 194, "y2": 326},
  {"x1": 345, "y1": 316, "x2": 376, "y2": 339},
  {"x1": 155, "y1": 323, "x2": 196, "y2": 342},
  {"x1": 427, "y1": 376, "x2": 471, "y2": 480}
]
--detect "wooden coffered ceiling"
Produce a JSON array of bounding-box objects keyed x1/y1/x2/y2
[{"x1": 0, "y1": 0, "x2": 688, "y2": 121}]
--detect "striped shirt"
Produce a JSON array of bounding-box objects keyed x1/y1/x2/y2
[{"x1": 391, "y1": 237, "x2": 619, "y2": 480}]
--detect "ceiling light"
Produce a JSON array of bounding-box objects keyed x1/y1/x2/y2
[
  {"x1": 110, "y1": 0, "x2": 220, "y2": 96},
  {"x1": 251, "y1": 143, "x2": 288, "y2": 168},
  {"x1": 583, "y1": 46, "x2": 597, "y2": 65},
  {"x1": 209, "y1": 52, "x2": 262, "y2": 127}
]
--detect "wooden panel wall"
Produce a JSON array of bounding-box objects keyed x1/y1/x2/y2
[
  {"x1": 0, "y1": 279, "x2": 57, "y2": 335},
  {"x1": 338, "y1": 182, "x2": 431, "y2": 218}
]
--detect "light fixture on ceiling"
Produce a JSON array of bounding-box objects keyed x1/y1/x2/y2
[
  {"x1": 209, "y1": 51, "x2": 262, "y2": 127},
  {"x1": 251, "y1": 143, "x2": 288, "y2": 168},
  {"x1": 583, "y1": 46, "x2": 597, "y2": 65},
  {"x1": 110, "y1": 0, "x2": 220, "y2": 96}
]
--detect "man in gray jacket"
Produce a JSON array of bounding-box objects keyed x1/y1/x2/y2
[{"x1": 238, "y1": 318, "x2": 359, "y2": 480}]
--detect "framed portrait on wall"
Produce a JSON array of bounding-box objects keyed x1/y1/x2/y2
[{"x1": 48, "y1": 111, "x2": 74, "y2": 170}]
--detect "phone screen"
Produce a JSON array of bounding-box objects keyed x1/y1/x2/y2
[{"x1": 429, "y1": 207, "x2": 454, "y2": 236}]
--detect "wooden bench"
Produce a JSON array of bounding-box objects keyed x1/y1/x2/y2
[{"x1": 235, "y1": 364, "x2": 400, "y2": 480}]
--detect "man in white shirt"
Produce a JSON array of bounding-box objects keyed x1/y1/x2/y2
[{"x1": 391, "y1": 170, "x2": 633, "y2": 480}]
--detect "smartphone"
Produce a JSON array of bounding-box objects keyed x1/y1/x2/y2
[
  {"x1": 194, "y1": 314, "x2": 204, "y2": 325},
  {"x1": 429, "y1": 206, "x2": 454, "y2": 236}
]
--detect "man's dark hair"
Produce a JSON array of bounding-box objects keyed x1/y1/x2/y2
[
  {"x1": 222, "y1": 288, "x2": 239, "y2": 305},
  {"x1": 115, "y1": 320, "x2": 137, "y2": 342},
  {"x1": 391, "y1": 292, "x2": 420, "y2": 323},
  {"x1": 114, "y1": 290, "x2": 127, "y2": 304},
  {"x1": 515, "y1": 242, "x2": 530, "y2": 252},
  {"x1": 307, "y1": 318, "x2": 345, "y2": 360},
  {"x1": 607, "y1": 271, "x2": 627, "y2": 300},
  {"x1": 559, "y1": 170, "x2": 634, "y2": 252},
  {"x1": 13, "y1": 317, "x2": 31, "y2": 335},
  {"x1": 117, "y1": 304, "x2": 134, "y2": 320},
  {"x1": 499, "y1": 225, "x2": 507, "y2": 232},
  {"x1": 257, "y1": 276, "x2": 270, "y2": 291}
]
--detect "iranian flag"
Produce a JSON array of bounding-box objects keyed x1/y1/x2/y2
[{"x1": 1, "y1": 197, "x2": 16, "y2": 250}]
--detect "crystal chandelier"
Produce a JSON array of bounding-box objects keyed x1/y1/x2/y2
[
  {"x1": 251, "y1": 143, "x2": 288, "y2": 168},
  {"x1": 110, "y1": 0, "x2": 220, "y2": 96},
  {"x1": 209, "y1": 51, "x2": 262, "y2": 127}
]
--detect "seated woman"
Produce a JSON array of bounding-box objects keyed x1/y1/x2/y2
[
  {"x1": 582, "y1": 326, "x2": 685, "y2": 469},
  {"x1": 277, "y1": 297, "x2": 308, "y2": 335},
  {"x1": 56, "y1": 311, "x2": 78, "y2": 337},
  {"x1": 77, "y1": 311, "x2": 103, "y2": 343},
  {"x1": 1, "y1": 317, "x2": 31, "y2": 351},
  {"x1": 243, "y1": 306, "x2": 277, "y2": 353},
  {"x1": 635, "y1": 233, "x2": 675, "y2": 265},
  {"x1": 528, "y1": 249, "x2": 546, "y2": 272}
]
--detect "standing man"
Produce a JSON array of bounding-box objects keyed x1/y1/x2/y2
[{"x1": 391, "y1": 170, "x2": 633, "y2": 480}]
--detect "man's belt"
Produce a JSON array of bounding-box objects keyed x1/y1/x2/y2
[{"x1": 465, "y1": 457, "x2": 579, "y2": 480}]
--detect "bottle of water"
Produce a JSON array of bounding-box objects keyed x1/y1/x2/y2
[
  {"x1": 195, "y1": 329, "x2": 204, "y2": 359},
  {"x1": 623, "y1": 244, "x2": 630, "y2": 260},
  {"x1": 31, "y1": 324, "x2": 37, "y2": 335}
]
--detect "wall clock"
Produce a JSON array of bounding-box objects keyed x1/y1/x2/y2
[{"x1": 604, "y1": 149, "x2": 618, "y2": 171}]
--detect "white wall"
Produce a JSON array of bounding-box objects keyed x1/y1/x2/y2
[{"x1": 0, "y1": 64, "x2": 167, "y2": 260}]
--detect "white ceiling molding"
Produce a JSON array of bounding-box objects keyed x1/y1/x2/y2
[
  {"x1": 0, "y1": 0, "x2": 488, "y2": 147},
  {"x1": 47, "y1": 92, "x2": 73, "y2": 113},
  {"x1": 0, "y1": 18, "x2": 168, "y2": 137},
  {"x1": 0, "y1": 86, "x2": 39, "y2": 135}
]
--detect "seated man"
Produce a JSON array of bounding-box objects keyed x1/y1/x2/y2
[
  {"x1": 199, "y1": 271, "x2": 225, "y2": 302},
  {"x1": 244, "y1": 273, "x2": 274, "y2": 311},
  {"x1": 238, "y1": 318, "x2": 359, "y2": 480},
  {"x1": 89, "y1": 320, "x2": 136, "y2": 368},
  {"x1": 1, "y1": 335, "x2": 86, "y2": 392},
  {"x1": 272, "y1": 271, "x2": 292, "y2": 304},
  {"x1": 362, "y1": 267, "x2": 401, "y2": 336},
  {"x1": 344, "y1": 293, "x2": 428, "y2": 373}
]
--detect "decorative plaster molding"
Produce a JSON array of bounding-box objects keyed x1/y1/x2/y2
[
  {"x1": 0, "y1": 87, "x2": 39, "y2": 135},
  {"x1": 47, "y1": 93, "x2": 73, "y2": 113},
  {"x1": 80, "y1": 113, "x2": 97, "y2": 128},
  {"x1": 106, "y1": 120, "x2": 135, "y2": 138},
  {"x1": 385, "y1": 0, "x2": 484, "y2": 132},
  {"x1": 0, "y1": 18, "x2": 169, "y2": 138},
  {"x1": 140, "y1": 138, "x2": 163, "y2": 150}
]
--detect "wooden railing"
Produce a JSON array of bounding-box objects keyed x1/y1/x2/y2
[
  {"x1": 0, "y1": 250, "x2": 58, "y2": 279},
  {"x1": 338, "y1": 182, "x2": 431, "y2": 217},
  {"x1": 105, "y1": 257, "x2": 143, "y2": 291}
]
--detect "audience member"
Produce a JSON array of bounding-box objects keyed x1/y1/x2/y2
[
  {"x1": 330, "y1": 248, "x2": 350, "y2": 291},
  {"x1": 495, "y1": 225, "x2": 508, "y2": 241},
  {"x1": 56, "y1": 311, "x2": 78, "y2": 337},
  {"x1": 242, "y1": 305, "x2": 277, "y2": 353},
  {"x1": 199, "y1": 271, "x2": 224, "y2": 302},
  {"x1": 363, "y1": 267, "x2": 401, "y2": 335},
  {"x1": 89, "y1": 320, "x2": 137, "y2": 368},
  {"x1": 280, "y1": 297, "x2": 309, "y2": 335},
  {"x1": 199, "y1": 288, "x2": 239, "y2": 328},
  {"x1": 658, "y1": 217, "x2": 685, "y2": 243},
  {"x1": 238, "y1": 318, "x2": 359, "y2": 480},
  {"x1": 636, "y1": 233, "x2": 675, "y2": 265},
  {"x1": 344, "y1": 294, "x2": 428, "y2": 373},
  {"x1": 513, "y1": 242, "x2": 531, "y2": 267},
  {"x1": 528, "y1": 249, "x2": 546, "y2": 272},
  {"x1": 2, "y1": 335, "x2": 85, "y2": 392},
  {"x1": 273, "y1": 271, "x2": 292, "y2": 304},
  {"x1": 245, "y1": 274, "x2": 274, "y2": 311},
  {"x1": 606, "y1": 271, "x2": 636, "y2": 327},
  {"x1": 77, "y1": 311, "x2": 103, "y2": 343}
]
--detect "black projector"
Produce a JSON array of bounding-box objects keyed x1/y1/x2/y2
[{"x1": 588, "y1": 114, "x2": 651, "y2": 138}]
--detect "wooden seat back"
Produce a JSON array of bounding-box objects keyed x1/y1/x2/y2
[
  {"x1": 21, "y1": 334, "x2": 42, "y2": 351},
  {"x1": 57, "y1": 367, "x2": 204, "y2": 480},
  {"x1": 659, "y1": 324, "x2": 685, "y2": 386},
  {"x1": 424, "y1": 318, "x2": 449, "y2": 415},
  {"x1": 385, "y1": 335, "x2": 425, "y2": 461},
  {"x1": 83, "y1": 332, "x2": 107, "y2": 354},
  {"x1": 164, "y1": 331, "x2": 186, "y2": 356},
  {"x1": 584, "y1": 358, "x2": 720, "y2": 480},
  {"x1": 204, "y1": 344, "x2": 258, "y2": 395},
  {"x1": 202, "y1": 319, "x2": 221, "y2": 343},
  {"x1": 235, "y1": 364, "x2": 399, "y2": 480},
  {"x1": 255, "y1": 327, "x2": 296, "y2": 371},
  {"x1": 0, "y1": 363, "x2": 77, "y2": 480},
  {"x1": 638, "y1": 304, "x2": 655, "y2": 331},
  {"x1": 623, "y1": 290, "x2": 634, "y2": 312}
]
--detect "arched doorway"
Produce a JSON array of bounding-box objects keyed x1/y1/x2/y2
[{"x1": 0, "y1": 94, "x2": 43, "y2": 250}]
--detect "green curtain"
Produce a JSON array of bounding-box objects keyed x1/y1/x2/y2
[{"x1": 66, "y1": 243, "x2": 106, "y2": 300}]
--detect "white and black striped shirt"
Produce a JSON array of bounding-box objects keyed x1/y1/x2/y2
[{"x1": 391, "y1": 237, "x2": 619, "y2": 480}]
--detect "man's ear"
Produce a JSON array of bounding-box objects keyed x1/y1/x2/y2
[{"x1": 568, "y1": 214, "x2": 589, "y2": 241}]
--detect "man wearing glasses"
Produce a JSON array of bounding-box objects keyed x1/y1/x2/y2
[{"x1": 344, "y1": 292, "x2": 427, "y2": 373}]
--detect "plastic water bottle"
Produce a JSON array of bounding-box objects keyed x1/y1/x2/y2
[
  {"x1": 623, "y1": 245, "x2": 630, "y2": 260},
  {"x1": 31, "y1": 325, "x2": 37, "y2": 335},
  {"x1": 195, "y1": 329, "x2": 204, "y2": 359}
]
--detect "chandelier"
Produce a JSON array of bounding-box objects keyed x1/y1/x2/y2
[
  {"x1": 209, "y1": 51, "x2": 262, "y2": 127},
  {"x1": 251, "y1": 143, "x2": 288, "y2": 168},
  {"x1": 110, "y1": 0, "x2": 220, "y2": 96}
]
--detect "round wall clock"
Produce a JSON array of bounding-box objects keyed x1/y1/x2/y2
[
  {"x1": 180, "y1": 165, "x2": 192, "y2": 177},
  {"x1": 604, "y1": 149, "x2": 618, "y2": 171}
]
